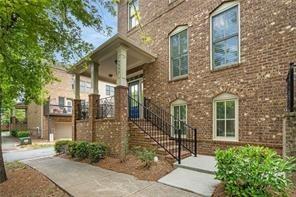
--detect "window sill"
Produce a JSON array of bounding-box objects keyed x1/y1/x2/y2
[
  {"x1": 211, "y1": 62, "x2": 241, "y2": 72},
  {"x1": 213, "y1": 137, "x2": 238, "y2": 142},
  {"x1": 169, "y1": 75, "x2": 188, "y2": 83},
  {"x1": 127, "y1": 25, "x2": 140, "y2": 34}
]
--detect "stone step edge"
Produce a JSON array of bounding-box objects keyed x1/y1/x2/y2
[{"x1": 174, "y1": 163, "x2": 216, "y2": 175}]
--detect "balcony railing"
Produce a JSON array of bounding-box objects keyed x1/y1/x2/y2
[
  {"x1": 97, "y1": 96, "x2": 115, "y2": 119},
  {"x1": 44, "y1": 104, "x2": 72, "y2": 116}
]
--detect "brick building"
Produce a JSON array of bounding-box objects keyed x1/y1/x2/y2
[
  {"x1": 72, "y1": 0, "x2": 296, "y2": 160},
  {"x1": 25, "y1": 65, "x2": 115, "y2": 140}
]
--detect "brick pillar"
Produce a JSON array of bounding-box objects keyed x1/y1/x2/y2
[
  {"x1": 89, "y1": 94, "x2": 100, "y2": 142},
  {"x1": 72, "y1": 99, "x2": 81, "y2": 141},
  {"x1": 115, "y1": 86, "x2": 129, "y2": 161},
  {"x1": 10, "y1": 116, "x2": 16, "y2": 130}
]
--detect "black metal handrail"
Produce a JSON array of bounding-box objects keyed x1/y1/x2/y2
[
  {"x1": 80, "y1": 102, "x2": 89, "y2": 120},
  {"x1": 129, "y1": 95, "x2": 183, "y2": 163},
  {"x1": 97, "y1": 96, "x2": 115, "y2": 119},
  {"x1": 144, "y1": 97, "x2": 197, "y2": 156},
  {"x1": 287, "y1": 62, "x2": 295, "y2": 112}
]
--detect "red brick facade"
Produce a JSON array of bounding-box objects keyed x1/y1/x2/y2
[{"x1": 117, "y1": 0, "x2": 296, "y2": 154}]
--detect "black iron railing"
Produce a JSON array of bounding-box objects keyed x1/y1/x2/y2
[
  {"x1": 80, "y1": 102, "x2": 89, "y2": 120},
  {"x1": 144, "y1": 98, "x2": 197, "y2": 157},
  {"x1": 44, "y1": 104, "x2": 72, "y2": 116},
  {"x1": 287, "y1": 62, "x2": 296, "y2": 112},
  {"x1": 97, "y1": 96, "x2": 115, "y2": 119},
  {"x1": 129, "y1": 95, "x2": 183, "y2": 163}
]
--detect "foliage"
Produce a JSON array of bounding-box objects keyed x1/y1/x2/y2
[
  {"x1": 135, "y1": 147, "x2": 156, "y2": 168},
  {"x1": 87, "y1": 143, "x2": 107, "y2": 163},
  {"x1": 75, "y1": 141, "x2": 89, "y2": 160},
  {"x1": 54, "y1": 140, "x2": 71, "y2": 154},
  {"x1": 215, "y1": 146, "x2": 296, "y2": 197},
  {"x1": 15, "y1": 109, "x2": 26, "y2": 122},
  {"x1": 10, "y1": 129, "x2": 19, "y2": 137},
  {"x1": 16, "y1": 131, "x2": 30, "y2": 138},
  {"x1": 67, "y1": 141, "x2": 78, "y2": 158}
]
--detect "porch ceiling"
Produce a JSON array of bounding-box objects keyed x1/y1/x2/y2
[{"x1": 71, "y1": 34, "x2": 157, "y2": 83}]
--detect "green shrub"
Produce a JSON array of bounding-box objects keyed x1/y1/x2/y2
[
  {"x1": 135, "y1": 148, "x2": 156, "y2": 168},
  {"x1": 75, "y1": 141, "x2": 89, "y2": 160},
  {"x1": 87, "y1": 143, "x2": 107, "y2": 163},
  {"x1": 55, "y1": 140, "x2": 71, "y2": 154},
  {"x1": 11, "y1": 129, "x2": 18, "y2": 137},
  {"x1": 17, "y1": 131, "x2": 30, "y2": 138},
  {"x1": 67, "y1": 141, "x2": 78, "y2": 158},
  {"x1": 215, "y1": 146, "x2": 296, "y2": 197}
]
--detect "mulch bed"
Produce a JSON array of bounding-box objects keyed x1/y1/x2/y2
[
  {"x1": 59, "y1": 154, "x2": 174, "y2": 181},
  {"x1": 0, "y1": 162, "x2": 69, "y2": 197},
  {"x1": 96, "y1": 154, "x2": 174, "y2": 181}
]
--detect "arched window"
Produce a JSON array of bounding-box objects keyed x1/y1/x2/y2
[
  {"x1": 210, "y1": 1, "x2": 240, "y2": 69},
  {"x1": 213, "y1": 93, "x2": 239, "y2": 141},
  {"x1": 171, "y1": 99, "x2": 187, "y2": 136},
  {"x1": 169, "y1": 26, "x2": 188, "y2": 80}
]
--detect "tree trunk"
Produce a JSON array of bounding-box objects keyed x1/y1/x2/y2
[{"x1": 0, "y1": 88, "x2": 7, "y2": 183}]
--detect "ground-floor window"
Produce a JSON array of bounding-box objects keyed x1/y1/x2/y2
[
  {"x1": 213, "y1": 93, "x2": 238, "y2": 141},
  {"x1": 171, "y1": 100, "x2": 187, "y2": 136}
]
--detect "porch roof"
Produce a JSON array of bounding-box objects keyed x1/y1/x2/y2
[{"x1": 70, "y1": 34, "x2": 157, "y2": 83}]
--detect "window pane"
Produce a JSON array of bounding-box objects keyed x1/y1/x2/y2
[
  {"x1": 226, "y1": 36, "x2": 238, "y2": 64},
  {"x1": 225, "y1": 6, "x2": 238, "y2": 37},
  {"x1": 179, "y1": 30, "x2": 188, "y2": 55},
  {"x1": 216, "y1": 102, "x2": 225, "y2": 119},
  {"x1": 180, "y1": 105, "x2": 186, "y2": 120},
  {"x1": 174, "y1": 106, "x2": 179, "y2": 120},
  {"x1": 180, "y1": 121, "x2": 186, "y2": 134},
  {"x1": 170, "y1": 34, "x2": 179, "y2": 58},
  {"x1": 172, "y1": 59, "x2": 180, "y2": 77},
  {"x1": 226, "y1": 101, "x2": 235, "y2": 119},
  {"x1": 213, "y1": 41, "x2": 226, "y2": 67},
  {"x1": 226, "y1": 120, "x2": 235, "y2": 137},
  {"x1": 180, "y1": 55, "x2": 188, "y2": 75},
  {"x1": 217, "y1": 120, "x2": 225, "y2": 137},
  {"x1": 212, "y1": 14, "x2": 225, "y2": 42}
]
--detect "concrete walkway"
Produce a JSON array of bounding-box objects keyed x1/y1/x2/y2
[
  {"x1": 23, "y1": 157, "x2": 200, "y2": 197},
  {"x1": 3, "y1": 147, "x2": 55, "y2": 162}
]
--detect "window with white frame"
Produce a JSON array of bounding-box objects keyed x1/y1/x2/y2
[
  {"x1": 106, "y1": 85, "x2": 115, "y2": 96},
  {"x1": 213, "y1": 93, "x2": 238, "y2": 141},
  {"x1": 80, "y1": 81, "x2": 91, "y2": 93},
  {"x1": 171, "y1": 100, "x2": 187, "y2": 136},
  {"x1": 128, "y1": 0, "x2": 139, "y2": 30},
  {"x1": 211, "y1": 2, "x2": 239, "y2": 69},
  {"x1": 170, "y1": 26, "x2": 188, "y2": 79}
]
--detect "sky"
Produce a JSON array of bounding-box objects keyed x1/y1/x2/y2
[{"x1": 81, "y1": 6, "x2": 117, "y2": 48}]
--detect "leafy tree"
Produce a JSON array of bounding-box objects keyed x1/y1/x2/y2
[{"x1": 0, "y1": 0, "x2": 116, "y2": 183}]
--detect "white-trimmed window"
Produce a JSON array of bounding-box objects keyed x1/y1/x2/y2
[
  {"x1": 171, "y1": 100, "x2": 187, "y2": 136},
  {"x1": 211, "y1": 2, "x2": 240, "y2": 69},
  {"x1": 106, "y1": 85, "x2": 115, "y2": 96},
  {"x1": 128, "y1": 0, "x2": 139, "y2": 30},
  {"x1": 213, "y1": 93, "x2": 238, "y2": 141},
  {"x1": 170, "y1": 26, "x2": 188, "y2": 79}
]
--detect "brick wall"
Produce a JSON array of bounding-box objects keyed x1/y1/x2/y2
[
  {"x1": 27, "y1": 103, "x2": 42, "y2": 137},
  {"x1": 283, "y1": 112, "x2": 296, "y2": 157},
  {"x1": 76, "y1": 120, "x2": 91, "y2": 142},
  {"x1": 117, "y1": 0, "x2": 296, "y2": 154}
]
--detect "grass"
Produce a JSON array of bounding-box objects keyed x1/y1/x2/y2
[{"x1": 5, "y1": 161, "x2": 26, "y2": 170}]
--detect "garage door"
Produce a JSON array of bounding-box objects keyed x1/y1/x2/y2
[{"x1": 54, "y1": 122, "x2": 72, "y2": 140}]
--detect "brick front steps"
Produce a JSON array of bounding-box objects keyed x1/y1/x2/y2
[{"x1": 129, "y1": 122, "x2": 191, "y2": 162}]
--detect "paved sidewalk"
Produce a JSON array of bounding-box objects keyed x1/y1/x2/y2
[{"x1": 23, "y1": 157, "x2": 199, "y2": 197}]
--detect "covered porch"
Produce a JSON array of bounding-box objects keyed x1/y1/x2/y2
[{"x1": 71, "y1": 34, "x2": 156, "y2": 159}]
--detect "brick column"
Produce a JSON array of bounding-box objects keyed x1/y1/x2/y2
[
  {"x1": 89, "y1": 94, "x2": 100, "y2": 142},
  {"x1": 72, "y1": 99, "x2": 81, "y2": 141},
  {"x1": 115, "y1": 86, "x2": 129, "y2": 161}
]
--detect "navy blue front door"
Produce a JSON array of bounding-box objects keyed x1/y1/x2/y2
[{"x1": 129, "y1": 81, "x2": 140, "y2": 118}]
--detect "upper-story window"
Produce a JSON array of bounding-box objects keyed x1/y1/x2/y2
[
  {"x1": 211, "y1": 2, "x2": 240, "y2": 69},
  {"x1": 128, "y1": 0, "x2": 139, "y2": 30},
  {"x1": 170, "y1": 26, "x2": 188, "y2": 80},
  {"x1": 106, "y1": 85, "x2": 115, "y2": 96},
  {"x1": 80, "y1": 81, "x2": 91, "y2": 93}
]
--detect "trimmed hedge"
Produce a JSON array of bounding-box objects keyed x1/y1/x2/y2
[
  {"x1": 54, "y1": 141, "x2": 107, "y2": 163},
  {"x1": 17, "y1": 131, "x2": 30, "y2": 138},
  {"x1": 55, "y1": 140, "x2": 71, "y2": 154},
  {"x1": 215, "y1": 146, "x2": 296, "y2": 197}
]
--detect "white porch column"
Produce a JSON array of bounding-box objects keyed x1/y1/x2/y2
[
  {"x1": 116, "y1": 45, "x2": 128, "y2": 87},
  {"x1": 74, "y1": 73, "x2": 80, "y2": 99},
  {"x1": 90, "y1": 62, "x2": 99, "y2": 94}
]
